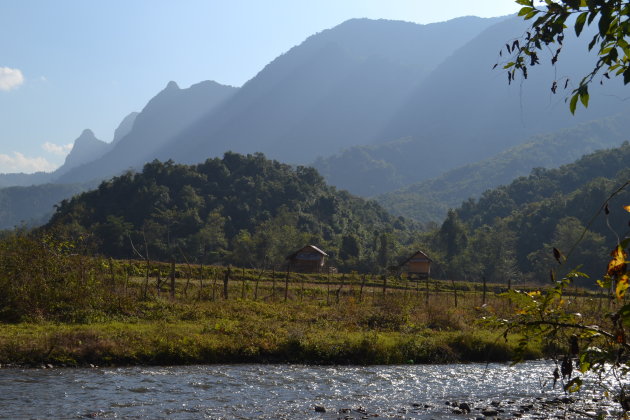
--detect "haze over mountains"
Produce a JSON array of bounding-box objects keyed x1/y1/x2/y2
[{"x1": 1, "y1": 15, "x2": 629, "y2": 229}]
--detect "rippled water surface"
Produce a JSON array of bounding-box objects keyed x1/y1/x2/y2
[{"x1": 0, "y1": 361, "x2": 619, "y2": 419}]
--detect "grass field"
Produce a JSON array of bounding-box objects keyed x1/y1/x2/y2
[{"x1": 0, "y1": 257, "x2": 607, "y2": 367}]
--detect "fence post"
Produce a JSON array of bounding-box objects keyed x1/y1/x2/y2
[
  {"x1": 223, "y1": 265, "x2": 231, "y2": 300},
  {"x1": 170, "y1": 261, "x2": 176, "y2": 299},
  {"x1": 284, "y1": 263, "x2": 290, "y2": 302}
]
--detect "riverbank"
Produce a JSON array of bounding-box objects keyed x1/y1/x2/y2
[
  {"x1": 1, "y1": 252, "x2": 575, "y2": 367},
  {"x1": 0, "y1": 296, "x2": 543, "y2": 367}
]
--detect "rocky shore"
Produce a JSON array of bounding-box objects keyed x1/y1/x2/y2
[{"x1": 313, "y1": 396, "x2": 618, "y2": 419}]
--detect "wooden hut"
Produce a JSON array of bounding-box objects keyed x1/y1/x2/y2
[
  {"x1": 399, "y1": 250, "x2": 432, "y2": 280},
  {"x1": 286, "y1": 245, "x2": 328, "y2": 273}
]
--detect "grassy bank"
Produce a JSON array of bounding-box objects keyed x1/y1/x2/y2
[
  {"x1": 0, "y1": 294, "x2": 544, "y2": 367},
  {"x1": 2, "y1": 236, "x2": 596, "y2": 367}
]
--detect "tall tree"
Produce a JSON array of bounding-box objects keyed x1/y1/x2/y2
[{"x1": 437, "y1": 209, "x2": 468, "y2": 260}]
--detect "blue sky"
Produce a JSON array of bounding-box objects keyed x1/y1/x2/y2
[{"x1": 0, "y1": 0, "x2": 520, "y2": 173}]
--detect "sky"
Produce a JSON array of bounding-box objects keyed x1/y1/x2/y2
[{"x1": 0, "y1": 0, "x2": 520, "y2": 173}]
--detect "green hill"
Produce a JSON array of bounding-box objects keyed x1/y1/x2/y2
[
  {"x1": 426, "y1": 142, "x2": 630, "y2": 286},
  {"x1": 47, "y1": 152, "x2": 415, "y2": 271}
]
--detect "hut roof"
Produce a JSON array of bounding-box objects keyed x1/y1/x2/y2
[
  {"x1": 286, "y1": 245, "x2": 329, "y2": 260},
  {"x1": 399, "y1": 250, "x2": 432, "y2": 266}
]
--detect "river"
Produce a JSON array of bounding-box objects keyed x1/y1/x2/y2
[{"x1": 0, "y1": 361, "x2": 620, "y2": 419}]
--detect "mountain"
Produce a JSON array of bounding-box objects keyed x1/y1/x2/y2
[
  {"x1": 5, "y1": 15, "x2": 630, "y2": 232},
  {"x1": 54, "y1": 129, "x2": 109, "y2": 177},
  {"x1": 0, "y1": 113, "x2": 137, "y2": 188},
  {"x1": 0, "y1": 172, "x2": 54, "y2": 189},
  {"x1": 375, "y1": 110, "x2": 630, "y2": 223},
  {"x1": 0, "y1": 80, "x2": 237, "y2": 227},
  {"x1": 56, "y1": 80, "x2": 238, "y2": 184},
  {"x1": 152, "y1": 17, "x2": 504, "y2": 166},
  {"x1": 111, "y1": 112, "x2": 139, "y2": 145},
  {"x1": 315, "y1": 16, "x2": 630, "y2": 195}
]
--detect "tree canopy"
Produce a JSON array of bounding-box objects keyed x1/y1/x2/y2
[{"x1": 45, "y1": 152, "x2": 417, "y2": 271}]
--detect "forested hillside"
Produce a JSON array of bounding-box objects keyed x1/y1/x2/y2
[
  {"x1": 418, "y1": 142, "x2": 630, "y2": 287},
  {"x1": 376, "y1": 111, "x2": 630, "y2": 222},
  {"x1": 0, "y1": 183, "x2": 94, "y2": 229},
  {"x1": 47, "y1": 153, "x2": 416, "y2": 271}
]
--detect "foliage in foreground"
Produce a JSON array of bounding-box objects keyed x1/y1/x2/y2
[
  {"x1": 500, "y1": 185, "x2": 630, "y2": 412},
  {"x1": 502, "y1": 0, "x2": 630, "y2": 114}
]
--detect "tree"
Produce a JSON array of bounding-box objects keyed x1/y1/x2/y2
[
  {"x1": 527, "y1": 216, "x2": 606, "y2": 283},
  {"x1": 503, "y1": 0, "x2": 630, "y2": 113},
  {"x1": 499, "y1": 2, "x2": 630, "y2": 410},
  {"x1": 466, "y1": 221, "x2": 520, "y2": 288},
  {"x1": 437, "y1": 209, "x2": 468, "y2": 261}
]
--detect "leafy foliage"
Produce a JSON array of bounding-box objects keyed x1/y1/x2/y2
[
  {"x1": 0, "y1": 232, "x2": 114, "y2": 322},
  {"x1": 501, "y1": 217, "x2": 630, "y2": 411},
  {"x1": 504, "y1": 0, "x2": 630, "y2": 113}
]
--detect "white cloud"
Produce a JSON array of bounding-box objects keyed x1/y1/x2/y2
[
  {"x1": 42, "y1": 142, "x2": 73, "y2": 156},
  {"x1": 0, "y1": 152, "x2": 57, "y2": 173},
  {"x1": 0, "y1": 67, "x2": 24, "y2": 91}
]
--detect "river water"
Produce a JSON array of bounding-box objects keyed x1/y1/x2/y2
[{"x1": 0, "y1": 361, "x2": 620, "y2": 419}]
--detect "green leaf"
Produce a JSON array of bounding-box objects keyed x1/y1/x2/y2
[
  {"x1": 575, "y1": 12, "x2": 588, "y2": 36},
  {"x1": 598, "y1": 9, "x2": 613, "y2": 37},
  {"x1": 618, "y1": 304, "x2": 630, "y2": 326},
  {"x1": 580, "y1": 89, "x2": 589, "y2": 107},
  {"x1": 624, "y1": 67, "x2": 630, "y2": 85},
  {"x1": 525, "y1": 10, "x2": 539, "y2": 20},
  {"x1": 569, "y1": 93, "x2": 579, "y2": 114},
  {"x1": 565, "y1": 0, "x2": 580, "y2": 9},
  {"x1": 564, "y1": 377, "x2": 583, "y2": 393},
  {"x1": 519, "y1": 7, "x2": 534, "y2": 16}
]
